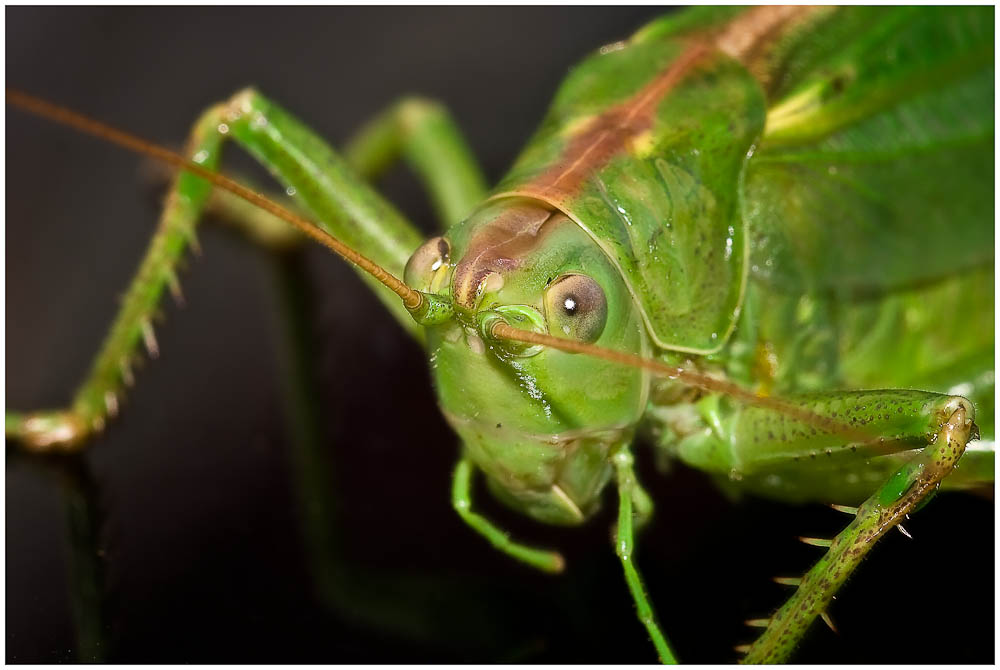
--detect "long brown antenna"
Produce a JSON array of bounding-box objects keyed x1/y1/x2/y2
[
  {"x1": 491, "y1": 322, "x2": 874, "y2": 443},
  {"x1": 6, "y1": 88, "x2": 423, "y2": 310}
]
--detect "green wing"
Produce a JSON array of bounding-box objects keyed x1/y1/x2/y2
[
  {"x1": 742, "y1": 6, "x2": 993, "y2": 293},
  {"x1": 732, "y1": 6, "x2": 994, "y2": 436}
]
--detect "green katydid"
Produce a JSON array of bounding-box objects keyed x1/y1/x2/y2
[{"x1": 7, "y1": 6, "x2": 994, "y2": 663}]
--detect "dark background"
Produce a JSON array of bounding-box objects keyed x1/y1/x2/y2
[{"x1": 7, "y1": 7, "x2": 993, "y2": 663}]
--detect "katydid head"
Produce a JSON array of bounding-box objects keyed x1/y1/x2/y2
[
  {"x1": 402, "y1": 196, "x2": 880, "y2": 524},
  {"x1": 410, "y1": 197, "x2": 651, "y2": 524}
]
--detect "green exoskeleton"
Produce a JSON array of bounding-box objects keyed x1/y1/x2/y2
[{"x1": 7, "y1": 6, "x2": 994, "y2": 663}]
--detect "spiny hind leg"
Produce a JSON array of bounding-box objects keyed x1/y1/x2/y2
[
  {"x1": 661, "y1": 388, "x2": 980, "y2": 662},
  {"x1": 8, "y1": 89, "x2": 464, "y2": 452},
  {"x1": 740, "y1": 400, "x2": 976, "y2": 663}
]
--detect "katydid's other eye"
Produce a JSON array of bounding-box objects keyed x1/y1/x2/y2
[
  {"x1": 543, "y1": 274, "x2": 607, "y2": 343},
  {"x1": 405, "y1": 236, "x2": 451, "y2": 292}
]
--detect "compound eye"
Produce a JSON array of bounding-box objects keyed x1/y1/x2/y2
[
  {"x1": 543, "y1": 274, "x2": 608, "y2": 344},
  {"x1": 404, "y1": 236, "x2": 451, "y2": 292}
]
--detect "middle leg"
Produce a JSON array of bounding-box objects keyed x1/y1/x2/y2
[{"x1": 612, "y1": 446, "x2": 678, "y2": 664}]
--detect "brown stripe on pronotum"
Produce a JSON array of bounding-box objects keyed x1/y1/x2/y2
[
  {"x1": 507, "y1": 6, "x2": 823, "y2": 208},
  {"x1": 711, "y1": 5, "x2": 825, "y2": 90},
  {"x1": 514, "y1": 42, "x2": 711, "y2": 207}
]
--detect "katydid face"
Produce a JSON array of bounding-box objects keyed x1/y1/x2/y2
[{"x1": 413, "y1": 198, "x2": 649, "y2": 524}]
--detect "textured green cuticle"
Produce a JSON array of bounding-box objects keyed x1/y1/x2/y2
[
  {"x1": 878, "y1": 464, "x2": 919, "y2": 506},
  {"x1": 408, "y1": 292, "x2": 454, "y2": 326}
]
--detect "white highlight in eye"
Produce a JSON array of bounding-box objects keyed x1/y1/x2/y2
[
  {"x1": 563, "y1": 298, "x2": 577, "y2": 312},
  {"x1": 431, "y1": 258, "x2": 443, "y2": 271}
]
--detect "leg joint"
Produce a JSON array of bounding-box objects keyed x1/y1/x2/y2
[
  {"x1": 395, "y1": 96, "x2": 447, "y2": 131},
  {"x1": 223, "y1": 86, "x2": 262, "y2": 119},
  {"x1": 452, "y1": 497, "x2": 471, "y2": 515}
]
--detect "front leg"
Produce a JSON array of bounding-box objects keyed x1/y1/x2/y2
[
  {"x1": 7, "y1": 105, "x2": 232, "y2": 451},
  {"x1": 7, "y1": 89, "x2": 479, "y2": 451},
  {"x1": 451, "y1": 459, "x2": 565, "y2": 574}
]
